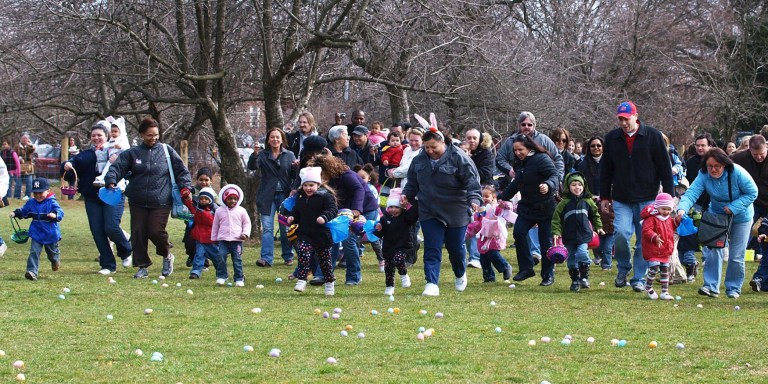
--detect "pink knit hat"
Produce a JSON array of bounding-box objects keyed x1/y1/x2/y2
[
  {"x1": 654, "y1": 193, "x2": 675, "y2": 209},
  {"x1": 387, "y1": 188, "x2": 403, "y2": 208}
]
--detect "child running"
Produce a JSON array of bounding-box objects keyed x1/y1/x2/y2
[
  {"x1": 182, "y1": 186, "x2": 223, "y2": 280},
  {"x1": 211, "y1": 184, "x2": 251, "y2": 287},
  {"x1": 641, "y1": 192, "x2": 679, "y2": 300},
  {"x1": 551, "y1": 172, "x2": 604, "y2": 292},
  {"x1": 288, "y1": 167, "x2": 338, "y2": 296},
  {"x1": 9, "y1": 178, "x2": 64, "y2": 281},
  {"x1": 466, "y1": 185, "x2": 514, "y2": 283},
  {"x1": 354, "y1": 163, "x2": 385, "y2": 272},
  {"x1": 373, "y1": 188, "x2": 416, "y2": 295}
]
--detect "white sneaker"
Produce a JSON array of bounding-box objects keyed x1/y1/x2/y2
[
  {"x1": 294, "y1": 280, "x2": 307, "y2": 292},
  {"x1": 659, "y1": 292, "x2": 674, "y2": 300},
  {"x1": 422, "y1": 283, "x2": 440, "y2": 296},
  {"x1": 384, "y1": 286, "x2": 395, "y2": 296},
  {"x1": 235, "y1": 280, "x2": 245, "y2": 287},
  {"x1": 98, "y1": 268, "x2": 115, "y2": 275},
  {"x1": 455, "y1": 273, "x2": 467, "y2": 292},
  {"x1": 0, "y1": 243, "x2": 7, "y2": 257},
  {"x1": 122, "y1": 256, "x2": 132, "y2": 268},
  {"x1": 378, "y1": 261, "x2": 385, "y2": 273},
  {"x1": 647, "y1": 291, "x2": 659, "y2": 300},
  {"x1": 401, "y1": 274, "x2": 411, "y2": 288},
  {"x1": 215, "y1": 278, "x2": 227, "y2": 286},
  {"x1": 324, "y1": 282, "x2": 335, "y2": 296},
  {"x1": 161, "y1": 253, "x2": 175, "y2": 277},
  {"x1": 467, "y1": 259, "x2": 482, "y2": 269}
]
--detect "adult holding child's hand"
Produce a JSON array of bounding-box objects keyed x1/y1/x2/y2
[{"x1": 61, "y1": 121, "x2": 132, "y2": 275}]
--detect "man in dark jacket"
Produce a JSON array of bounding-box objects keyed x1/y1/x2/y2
[
  {"x1": 732, "y1": 135, "x2": 768, "y2": 276},
  {"x1": 350, "y1": 125, "x2": 378, "y2": 166},
  {"x1": 600, "y1": 101, "x2": 674, "y2": 292}
]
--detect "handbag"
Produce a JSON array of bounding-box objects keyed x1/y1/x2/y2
[
  {"x1": 162, "y1": 144, "x2": 193, "y2": 221},
  {"x1": 20, "y1": 161, "x2": 34, "y2": 175},
  {"x1": 697, "y1": 171, "x2": 733, "y2": 248}
]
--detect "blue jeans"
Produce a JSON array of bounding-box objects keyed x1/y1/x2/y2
[
  {"x1": 14, "y1": 174, "x2": 32, "y2": 199},
  {"x1": 680, "y1": 250, "x2": 697, "y2": 266},
  {"x1": 595, "y1": 233, "x2": 615, "y2": 269},
  {"x1": 512, "y1": 215, "x2": 554, "y2": 279},
  {"x1": 613, "y1": 200, "x2": 653, "y2": 286},
  {"x1": 466, "y1": 237, "x2": 480, "y2": 262},
  {"x1": 480, "y1": 250, "x2": 510, "y2": 282},
  {"x1": 260, "y1": 192, "x2": 293, "y2": 265},
  {"x1": 565, "y1": 242, "x2": 590, "y2": 269},
  {"x1": 84, "y1": 196, "x2": 132, "y2": 271},
  {"x1": 192, "y1": 243, "x2": 224, "y2": 277},
  {"x1": 751, "y1": 241, "x2": 768, "y2": 290},
  {"x1": 218, "y1": 241, "x2": 244, "y2": 281},
  {"x1": 421, "y1": 218, "x2": 467, "y2": 285},
  {"x1": 701, "y1": 220, "x2": 751, "y2": 295},
  {"x1": 27, "y1": 240, "x2": 60, "y2": 274},
  {"x1": 529, "y1": 226, "x2": 541, "y2": 256}
]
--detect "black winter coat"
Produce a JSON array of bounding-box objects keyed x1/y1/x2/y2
[
  {"x1": 291, "y1": 190, "x2": 338, "y2": 248},
  {"x1": 247, "y1": 148, "x2": 296, "y2": 215},
  {"x1": 374, "y1": 201, "x2": 419, "y2": 257},
  {"x1": 470, "y1": 147, "x2": 496, "y2": 186},
  {"x1": 499, "y1": 152, "x2": 558, "y2": 220}
]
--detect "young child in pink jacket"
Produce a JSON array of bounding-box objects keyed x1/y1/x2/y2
[
  {"x1": 466, "y1": 185, "x2": 516, "y2": 283},
  {"x1": 211, "y1": 184, "x2": 251, "y2": 287},
  {"x1": 641, "y1": 193, "x2": 679, "y2": 300}
]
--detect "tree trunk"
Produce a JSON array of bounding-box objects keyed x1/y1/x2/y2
[{"x1": 387, "y1": 85, "x2": 409, "y2": 125}]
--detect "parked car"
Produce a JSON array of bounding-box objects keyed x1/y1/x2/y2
[{"x1": 34, "y1": 145, "x2": 62, "y2": 179}]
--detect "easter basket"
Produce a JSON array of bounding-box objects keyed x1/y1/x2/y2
[
  {"x1": 61, "y1": 168, "x2": 79, "y2": 197},
  {"x1": 545, "y1": 239, "x2": 568, "y2": 264},
  {"x1": 10, "y1": 217, "x2": 29, "y2": 244}
]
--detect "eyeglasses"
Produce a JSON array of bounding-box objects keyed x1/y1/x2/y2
[
  {"x1": 520, "y1": 123, "x2": 534, "y2": 127},
  {"x1": 706, "y1": 164, "x2": 723, "y2": 170},
  {"x1": 554, "y1": 139, "x2": 567, "y2": 143},
  {"x1": 590, "y1": 144, "x2": 602, "y2": 148}
]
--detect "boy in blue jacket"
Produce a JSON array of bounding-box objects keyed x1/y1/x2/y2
[{"x1": 9, "y1": 178, "x2": 64, "y2": 281}]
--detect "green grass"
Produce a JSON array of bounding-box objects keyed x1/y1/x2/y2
[{"x1": 0, "y1": 198, "x2": 765, "y2": 383}]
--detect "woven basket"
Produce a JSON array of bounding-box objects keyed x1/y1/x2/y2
[{"x1": 61, "y1": 168, "x2": 78, "y2": 196}]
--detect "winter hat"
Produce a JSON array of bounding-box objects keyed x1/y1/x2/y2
[
  {"x1": 300, "y1": 167, "x2": 322, "y2": 185},
  {"x1": 198, "y1": 187, "x2": 216, "y2": 203},
  {"x1": 302, "y1": 135, "x2": 327, "y2": 154},
  {"x1": 654, "y1": 193, "x2": 675, "y2": 209},
  {"x1": 387, "y1": 188, "x2": 403, "y2": 208},
  {"x1": 219, "y1": 184, "x2": 244, "y2": 206},
  {"x1": 564, "y1": 172, "x2": 590, "y2": 196}
]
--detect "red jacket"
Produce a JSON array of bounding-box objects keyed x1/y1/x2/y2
[
  {"x1": 381, "y1": 145, "x2": 405, "y2": 167},
  {"x1": 183, "y1": 199, "x2": 216, "y2": 244},
  {"x1": 640, "y1": 204, "x2": 677, "y2": 262}
]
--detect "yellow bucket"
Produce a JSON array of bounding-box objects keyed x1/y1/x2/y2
[{"x1": 745, "y1": 249, "x2": 755, "y2": 262}]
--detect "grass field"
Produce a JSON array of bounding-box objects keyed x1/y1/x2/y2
[{"x1": 0, "y1": 198, "x2": 765, "y2": 383}]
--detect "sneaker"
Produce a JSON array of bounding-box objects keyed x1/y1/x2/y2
[
  {"x1": 98, "y1": 268, "x2": 114, "y2": 275},
  {"x1": 133, "y1": 267, "x2": 149, "y2": 279},
  {"x1": 294, "y1": 280, "x2": 307, "y2": 292},
  {"x1": 324, "y1": 282, "x2": 335, "y2": 296},
  {"x1": 52, "y1": 261, "x2": 61, "y2": 271},
  {"x1": 647, "y1": 291, "x2": 659, "y2": 300},
  {"x1": 378, "y1": 260, "x2": 385, "y2": 273},
  {"x1": 615, "y1": 270, "x2": 629, "y2": 288},
  {"x1": 0, "y1": 242, "x2": 7, "y2": 257},
  {"x1": 161, "y1": 253, "x2": 175, "y2": 277},
  {"x1": 401, "y1": 274, "x2": 411, "y2": 288},
  {"x1": 632, "y1": 283, "x2": 645, "y2": 292},
  {"x1": 467, "y1": 259, "x2": 482, "y2": 269},
  {"x1": 24, "y1": 271, "x2": 37, "y2": 281},
  {"x1": 592, "y1": 257, "x2": 602, "y2": 266},
  {"x1": 502, "y1": 265, "x2": 512, "y2": 281},
  {"x1": 422, "y1": 283, "x2": 440, "y2": 296},
  {"x1": 122, "y1": 256, "x2": 133, "y2": 268},
  {"x1": 532, "y1": 253, "x2": 541, "y2": 266},
  {"x1": 455, "y1": 273, "x2": 467, "y2": 292},
  {"x1": 384, "y1": 286, "x2": 395, "y2": 296},
  {"x1": 750, "y1": 278, "x2": 762, "y2": 292},
  {"x1": 189, "y1": 273, "x2": 200, "y2": 279},
  {"x1": 309, "y1": 277, "x2": 325, "y2": 286},
  {"x1": 726, "y1": 292, "x2": 740, "y2": 299},
  {"x1": 698, "y1": 286, "x2": 718, "y2": 298},
  {"x1": 659, "y1": 292, "x2": 674, "y2": 300},
  {"x1": 235, "y1": 280, "x2": 245, "y2": 287},
  {"x1": 215, "y1": 278, "x2": 227, "y2": 286}
]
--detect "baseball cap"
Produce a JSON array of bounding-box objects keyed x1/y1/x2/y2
[{"x1": 617, "y1": 101, "x2": 637, "y2": 118}]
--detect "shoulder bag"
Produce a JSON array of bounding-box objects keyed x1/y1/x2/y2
[
  {"x1": 162, "y1": 144, "x2": 193, "y2": 221},
  {"x1": 697, "y1": 172, "x2": 733, "y2": 248}
]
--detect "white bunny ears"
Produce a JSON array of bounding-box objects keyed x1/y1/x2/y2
[{"x1": 413, "y1": 112, "x2": 443, "y2": 140}]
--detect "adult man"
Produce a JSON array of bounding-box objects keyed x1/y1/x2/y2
[
  {"x1": 679, "y1": 133, "x2": 714, "y2": 280},
  {"x1": 346, "y1": 110, "x2": 366, "y2": 137},
  {"x1": 286, "y1": 111, "x2": 319, "y2": 159},
  {"x1": 600, "y1": 101, "x2": 674, "y2": 292},
  {"x1": 327, "y1": 125, "x2": 362, "y2": 169},
  {"x1": 350, "y1": 125, "x2": 377, "y2": 165},
  {"x1": 732, "y1": 136, "x2": 768, "y2": 291},
  {"x1": 496, "y1": 112, "x2": 564, "y2": 265}
]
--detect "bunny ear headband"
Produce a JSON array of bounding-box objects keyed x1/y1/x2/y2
[{"x1": 413, "y1": 113, "x2": 443, "y2": 140}]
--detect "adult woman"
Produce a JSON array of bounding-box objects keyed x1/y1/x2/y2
[
  {"x1": 725, "y1": 142, "x2": 737, "y2": 155},
  {"x1": 677, "y1": 148, "x2": 757, "y2": 298},
  {"x1": 62, "y1": 121, "x2": 132, "y2": 274},
  {"x1": 402, "y1": 129, "x2": 482, "y2": 296},
  {"x1": 247, "y1": 127, "x2": 296, "y2": 267},
  {"x1": 1, "y1": 140, "x2": 20, "y2": 200},
  {"x1": 549, "y1": 128, "x2": 576, "y2": 175},
  {"x1": 308, "y1": 154, "x2": 378, "y2": 286},
  {"x1": 465, "y1": 128, "x2": 496, "y2": 187},
  {"x1": 286, "y1": 111, "x2": 319, "y2": 159},
  {"x1": 499, "y1": 135, "x2": 559, "y2": 286},
  {"x1": 327, "y1": 125, "x2": 362, "y2": 169},
  {"x1": 578, "y1": 136, "x2": 615, "y2": 270},
  {"x1": 105, "y1": 117, "x2": 192, "y2": 279},
  {"x1": 387, "y1": 128, "x2": 424, "y2": 189},
  {"x1": 14, "y1": 134, "x2": 36, "y2": 200}
]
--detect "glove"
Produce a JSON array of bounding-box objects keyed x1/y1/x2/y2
[{"x1": 181, "y1": 188, "x2": 192, "y2": 200}]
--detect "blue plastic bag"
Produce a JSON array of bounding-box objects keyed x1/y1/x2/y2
[
  {"x1": 282, "y1": 195, "x2": 297, "y2": 212},
  {"x1": 677, "y1": 215, "x2": 698, "y2": 236},
  {"x1": 325, "y1": 215, "x2": 350, "y2": 243},
  {"x1": 363, "y1": 220, "x2": 380, "y2": 242},
  {"x1": 98, "y1": 187, "x2": 123, "y2": 207}
]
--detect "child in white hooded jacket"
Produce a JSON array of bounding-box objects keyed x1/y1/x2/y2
[{"x1": 211, "y1": 184, "x2": 251, "y2": 287}]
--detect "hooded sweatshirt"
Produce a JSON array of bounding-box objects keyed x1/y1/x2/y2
[
  {"x1": 211, "y1": 185, "x2": 251, "y2": 242},
  {"x1": 14, "y1": 193, "x2": 64, "y2": 244},
  {"x1": 551, "y1": 172, "x2": 602, "y2": 245}
]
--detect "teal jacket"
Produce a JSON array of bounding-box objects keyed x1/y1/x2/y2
[{"x1": 678, "y1": 164, "x2": 757, "y2": 224}]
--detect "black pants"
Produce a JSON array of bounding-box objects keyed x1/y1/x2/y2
[{"x1": 129, "y1": 205, "x2": 171, "y2": 268}]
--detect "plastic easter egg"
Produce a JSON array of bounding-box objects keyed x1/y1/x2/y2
[
  {"x1": 322, "y1": 312, "x2": 329, "y2": 318},
  {"x1": 528, "y1": 340, "x2": 536, "y2": 346},
  {"x1": 314, "y1": 308, "x2": 322, "y2": 315},
  {"x1": 610, "y1": 339, "x2": 619, "y2": 346},
  {"x1": 495, "y1": 327, "x2": 502, "y2": 333},
  {"x1": 587, "y1": 337, "x2": 595, "y2": 343},
  {"x1": 675, "y1": 295, "x2": 682, "y2": 301},
  {"x1": 734, "y1": 306, "x2": 741, "y2": 311},
  {"x1": 490, "y1": 301, "x2": 496, "y2": 306},
  {"x1": 333, "y1": 308, "x2": 342, "y2": 314},
  {"x1": 275, "y1": 277, "x2": 283, "y2": 283},
  {"x1": 326, "y1": 357, "x2": 338, "y2": 364},
  {"x1": 62, "y1": 287, "x2": 70, "y2": 293},
  {"x1": 332, "y1": 313, "x2": 340, "y2": 320},
  {"x1": 345, "y1": 324, "x2": 353, "y2": 331},
  {"x1": 13, "y1": 360, "x2": 24, "y2": 369},
  {"x1": 387, "y1": 308, "x2": 394, "y2": 313},
  {"x1": 599, "y1": 282, "x2": 606, "y2": 286},
  {"x1": 389, "y1": 295, "x2": 395, "y2": 302},
  {"x1": 106, "y1": 314, "x2": 113, "y2": 320},
  {"x1": 161, "y1": 283, "x2": 169, "y2": 288},
  {"x1": 187, "y1": 289, "x2": 193, "y2": 295},
  {"x1": 58, "y1": 294, "x2": 66, "y2": 300},
  {"x1": 561, "y1": 339, "x2": 571, "y2": 346},
  {"x1": 152, "y1": 280, "x2": 158, "y2": 284},
  {"x1": 134, "y1": 349, "x2": 143, "y2": 356},
  {"x1": 423, "y1": 329, "x2": 433, "y2": 337},
  {"x1": 340, "y1": 330, "x2": 348, "y2": 337},
  {"x1": 370, "y1": 310, "x2": 378, "y2": 316},
  {"x1": 144, "y1": 308, "x2": 153, "y2": 315},
  {"x1": 251, "y1": 308, "x2": 262, "y2": 314},
  {"x1": 255, "y1": 284, "x2": 265, "y2": 289},
  {"x1": 649, "y1": 341, "x2": 657, "y2": 349},
  {"x1": 418, "y1": 327, "x2": 426, "y2": 333},
  {"x1": 419, "y1": 310, "x2": 427, "y2": 315},
  {"x1": 393, "y1": 308, "x2": 401, "y2": 314},
  {"x1": 269, "y1": 348, "x2": 281, "y2": 357},
  {"x1": 417, "y1": 332, "x2": 425, "y2": 341},
  {"x1": 16, "y1": 373, "x2": 25, "y2": 382},
  {"x1": 158, "y1": 275, "x2": 165, "y2": 280},
  {"x1": 676, "y1": 343, "x2": 685, "y2": 349},
  {"x1": 564, "y1": 334, "x2": 573, "y2": 340},
  {"x1": 540, "y1": 336, "x2": 551, "y2": 343},
  {"x1": 357, "y1": 332, "x2": 365, "y2": 339},
  {"x1": 176, "y1": 283, "x2": 182, "y2": 287},
  {"x1": 696, "y1": 304, "x2": 703, "y2": 308},
  {"x1": 0, "y1": 350, "x2": 6, "y2": 357},
  {"x1": 435, "y1": 312, "x2": 444, "y2": 319},
  {"x1": 508, "y1": 284, "x2": 516, "y2": 289},
  {"x1": 618, "y1": 340, "x2": 627, "y2": 347}
]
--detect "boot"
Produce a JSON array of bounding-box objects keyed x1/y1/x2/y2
[
  {"x1": 568, "y1": 268, "x2": 581, "y2": 292},
  {"x1": 579, "y1": 263, "x2": 591, "y2": 289}
]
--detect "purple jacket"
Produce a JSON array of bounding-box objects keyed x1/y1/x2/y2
[{"x1": 328, "y1": 169, "x2": 378, "y2": 214}]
